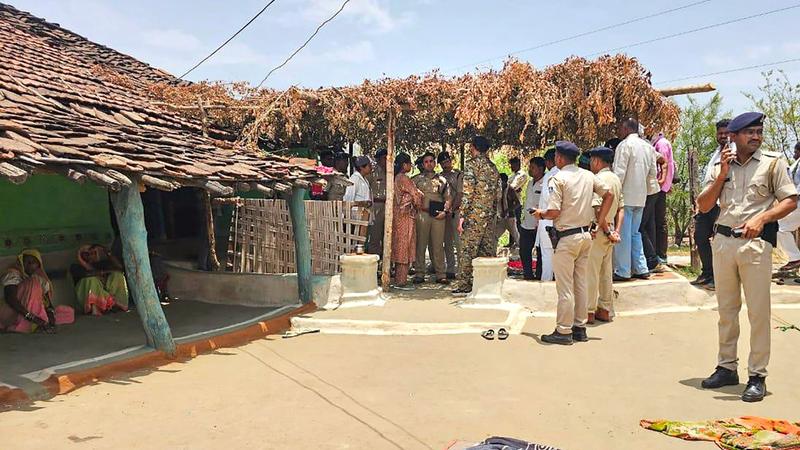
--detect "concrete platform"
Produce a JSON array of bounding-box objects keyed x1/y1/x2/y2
[{"x1": 0, "y1": 300, "x2": 303, "y2": 403}]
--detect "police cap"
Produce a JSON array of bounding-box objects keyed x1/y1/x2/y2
[
  {"x1": 437, "y1": 152, "x2": 452, "y2": 164},
  {"x1": 554, "y1": 140, "x2": 581, "y2": 159},
  {"x1": 354, "y1": 155, "x2": 371, "y2": 168},
  {"x1": 728, "y1": 112, "x2": 765, "y2": 133}
]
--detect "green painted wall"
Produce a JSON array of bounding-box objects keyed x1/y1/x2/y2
[{"x1": 0, "y1": 174, "x2": 113, "y2": 256}]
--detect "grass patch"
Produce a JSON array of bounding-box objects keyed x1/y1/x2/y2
[
  {"x1": 668, "y1": 245, "x2": 691, "y2": 256},
  {"x1": 671, "y1": 264, "x2": 700, "y2": 280}
]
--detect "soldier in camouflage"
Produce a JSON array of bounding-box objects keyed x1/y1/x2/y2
[{"x1": 453, "y1": 135, "x2": 500, "y2": 295}]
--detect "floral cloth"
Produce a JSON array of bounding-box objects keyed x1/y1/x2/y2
[
  {"x1": 391, "y1": 173, "x2": 423, "y2": 264},
  {"x1": 641, "y1": 416, "x2": 800, "y2": 449}
]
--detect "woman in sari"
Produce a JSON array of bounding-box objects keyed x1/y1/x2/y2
[
  {"x1": 71, "y1": 244, "x2": 129, "y2": 315},
  {"x1": 391, "y1": 153, "x2": 424, "y2": 289},
  {"x1": 1, "y1": 249, "x2": 56, "y2": 333}
]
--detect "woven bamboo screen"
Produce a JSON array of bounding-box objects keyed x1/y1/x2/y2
[{"x1": 227, "y1": 199, "x2": 369, "y2": 275}]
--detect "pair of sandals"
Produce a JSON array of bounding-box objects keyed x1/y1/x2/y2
[{"x1": 481, "y1": 328, "x2": 509, "y2": 340}]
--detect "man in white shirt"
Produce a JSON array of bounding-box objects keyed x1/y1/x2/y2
[
  {"x1": 343, "y1": 156, "x2": 373, "y2": 229},
  {"x1": 508, "y1": 156, "x2": 529, "y2": 247},
  {"x1": 612, "y1": 118, "x2": 658, "y2": 281},
  {"x1": 692, "y1": 119, "x2": 730, "y2": 288},
  {"x1": 777, "y1": 142, "x2": 800, "y2": 271},
  {"x1": 536, "y1": 148, "x2": 558, "y2": 281},
  {"x1": 520, "y1": 156, "x2": 546, "y2": 280}
]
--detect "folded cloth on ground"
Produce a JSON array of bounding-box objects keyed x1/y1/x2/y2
[
  {"x1": 641, "y1": 416, "x2": 800, "y2": 449},
  {"x1": 465, "y1": 436, "x2": 561, "y2": 450}
]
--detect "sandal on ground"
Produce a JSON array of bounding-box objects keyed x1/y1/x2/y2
[
  {"x1": 497, "y1": 328, "x2": 509, "y2": 340},
  {"x1": 481, "y1": 329, "x2": 495, "y2": 340}
]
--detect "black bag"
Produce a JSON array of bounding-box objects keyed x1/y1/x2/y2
[
  {"x1": 762, "y1": 221, "x2": 778, "y2": 247},
  {"x1": 428, "y1": 200, "x2": 445, "y2": 217}
]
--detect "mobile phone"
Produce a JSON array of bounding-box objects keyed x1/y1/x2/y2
[
  {"x1": 731, "y1": 228, "x2": 744, "y2": 238},
  {"x1": 727, "y1": 136, "x2": 737, "y2": 157}
]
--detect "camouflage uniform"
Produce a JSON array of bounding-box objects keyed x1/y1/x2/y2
[
  {"x1": 456, "y1": 153, "x2": 500, "y2": 290},
  {"x1": 441, "y1": 168, "x2": 464, "y2": 275},
  {"x1": 326, "y1": 178, "x2": 348, "y2": 201}
]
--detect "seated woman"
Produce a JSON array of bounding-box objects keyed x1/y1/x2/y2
[
  {"x1": 71, "y1": 244, "x2": 129, "y2": 315},
  {"x1": 1, "y1": 249, "x2": 56, "y2": 333}
]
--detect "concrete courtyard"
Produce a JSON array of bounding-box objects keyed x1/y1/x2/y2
[{"x1": 1, "y1": 308, "x2": 798, "y2": 450}]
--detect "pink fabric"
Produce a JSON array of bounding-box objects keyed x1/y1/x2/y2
[
  {"x1": 391, "y1": 173, "x2": 423, "y2": 264},
  {"x1": 0, "y1": 274, "x2": 49, "y2": 333},
  {"x1": 652, "y1": 133, "x2": 675, "y2": 193},
  {"x1": 54, "y1": 305, "x2": 74, "y2": 325}
]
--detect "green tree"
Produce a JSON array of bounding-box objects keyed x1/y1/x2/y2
[
  {"x1": 744, "y1": 70, "x2": 800, "y2": 158},
  {"x1": 668, "y1": 93, "x2": 728, "y2": 245}
]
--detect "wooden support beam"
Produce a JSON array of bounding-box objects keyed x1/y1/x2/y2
[
  {"x1": 84, "y1": 169, "x2": 121, "y2": 191},
  {"x1": 252, "y1": 183, "x2": 274, "y2": 197},
  {"x1": 288, "y1": 187, "x2": 312, "y2": 304},
  {"x1": 273, "y1": 182, "x2": 292, "y2": 193},
  {"x1": 184, "y1": 180, "x2": 234, "y2": 196},
  {"x1": 293, "y1": 179, "x2": 312, "y2": 190},
  {"x1": 101, "y1": 169, "x2": 133, "y2": 187},
  {"x1": 201, "y1": 191, "x2": 221, "y2": 271},
  {"x1": 66, "y1": 168, "x2": 86, "y2": 184},
  {"x1": 141, "y1": 174, "x2": 178, "y2": 191},
  {"x1": 381, "y1": 108, "x2": 396, "y2": 289},
  {"x1": 110, "y1": 184, "x2": 176, "y2": 355},
  {"x1": 0, "y1": 162, "x2": 29, "y2": 184},
  {"x1": 236, "y1": 182, "x2": 252, "y2": 192},
  {"x1": 657, "y1": 83, "x2": 716, "y2": 97}
]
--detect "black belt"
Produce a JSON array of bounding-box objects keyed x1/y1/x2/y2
[
  {"x1": 714, "y1": 223, "x2": 779, "y2": 247},
  {"x1": 556, "y1": 226, "x2": 591, "y2": 239}
]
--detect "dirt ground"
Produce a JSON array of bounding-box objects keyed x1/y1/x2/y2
[{"x1": 1, "y1": 309, "x2": 799, "y2": 450}]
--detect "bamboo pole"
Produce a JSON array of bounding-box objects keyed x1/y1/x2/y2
[
  {"x1": 657, "y1": 83, "x2": 716, "y2": 98},
  {"x1": 381, "y1": 109, "x2": 396, "y2": 289},
  {"x1": 110, "y1": 182, "x2": 176, "y2": 355},
  {"x1": 202, "y1": 191, "x2": 221, "y2": 271}
]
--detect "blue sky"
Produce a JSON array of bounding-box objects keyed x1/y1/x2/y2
[{"x1": 10, "y1": 0, "x2": 800, "y2": 111}]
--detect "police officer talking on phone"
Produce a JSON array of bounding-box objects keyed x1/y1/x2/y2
[{"x1": 697, "y1": 112, "x2": 798, "y2": 402}]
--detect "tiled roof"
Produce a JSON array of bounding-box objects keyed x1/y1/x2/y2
[{"x1": 0, "y1": 3, "x2": 320, "y2": 194}]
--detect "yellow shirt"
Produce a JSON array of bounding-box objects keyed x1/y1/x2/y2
[
  {"x1": 547, "y1": 164, "x2": 609, "y2": 231},
  {"x1": 706, "y1": 150, "x2": 797, "y2": 228}
]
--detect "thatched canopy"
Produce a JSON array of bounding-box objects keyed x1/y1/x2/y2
[{"x1": 152, "y1": 56, "x2": 680, "y2": 154}]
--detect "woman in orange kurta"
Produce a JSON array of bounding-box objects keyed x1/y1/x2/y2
[{"x1": 391, "y1": 153, "x2": 424, "y2": 288}]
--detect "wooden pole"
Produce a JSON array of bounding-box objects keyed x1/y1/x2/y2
[
  {"x1": 381, "y1": 109, "x2": 396, "y2": 289},
  {"x1": 688, "y1": 148, "x2": 700, "y2": 270},
  {"x1": 348, "y1": 141, "x2": 354, "y2": 176},
  {"x1": 657, "y1": 83, "x2": 716, "y2": 98},
  {"x1": 110, "y1": 182, "x2": 176, "y2": 355},
  {"x1": 202, "y1": 191, "x2": 221, "y2": 271},
  {"x1": 288, "y1": 187, "x2": 313, "y2": 304}
]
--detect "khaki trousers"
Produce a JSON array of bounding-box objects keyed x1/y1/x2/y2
[
  {"x1": 553, "y1": 232, "x2": 593, "y2": 334},
  {"x1": 415, "y1": 213, "x2": 446, "y2": 279},
  {"x1": 368, "y1": 202, "x2": 385, "y2": 255},
  {"x1": 587, "y1": 233, "x2": 615, "y2": 314},
  {"x1": 444, "y1": 211, "x2": 461, "y2": 274},
  {"x1": 495, "y1": 217, "x2": 520, "y2": 246},
  {"x1": 712, "y1": 235, "x2": 773, "y2": 377}
]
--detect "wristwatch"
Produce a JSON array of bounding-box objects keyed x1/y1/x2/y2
[{"x1": 24, "y1": 312, "x2": 35, "y2": 321}]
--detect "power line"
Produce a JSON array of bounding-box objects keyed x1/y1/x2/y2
[
  {"x1": 656, "y1": 57, "x2": 800, "y2": 85},
  {"x1": 255, "y1": 0, "x2": 351, "y2": 89},
  {"x1": 180, "y1": 0, "x2": 279, "y2": 79},
  {"x1": 445, "y1": 0, "x2": 712, "y2": 73},
  {"x1": 584, "y1": 4, "x2": 800, "y2": 58}
]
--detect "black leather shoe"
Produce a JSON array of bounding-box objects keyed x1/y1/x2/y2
[
  {"x1": 632, "y1": 272, "x2": 651, "y2": 280},
  {"x1": 742, "y1": 376, "x2": 767, "y2": 402},
  {"x1": 690, "y1": 275, "x2": 710, "y2": 285},
  {"x1": 701, "y1": 366, "x2": 739, "y2": 389},
  {"x1": 446, "y1": 272, "x2": 456, "y2": 280},
  {"x1": 541, "y1": 330, "x2": 573, "y2": 345},
  {"x1": 613, "y1": 274, "x2": 632, "y2": 282},
  {"x1": 571, "y1": 326, "x2": 588, "y2": 342}
]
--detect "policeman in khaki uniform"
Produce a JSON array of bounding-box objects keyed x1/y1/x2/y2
[
  {"x1": 532, "y1": 141, "x2": 614, "y2": 345},
  {"x1": 439, "y1": 151, "x2": 464, "y2": 279},
  {"x1": 412, "y1": 152, "x2": 452, "y2": 284},
  {"x1": 326, "y1": 152, "x2": 350, "y2": 201},
  {"x1": 586, "y1": 147, "x2": 624, "y2": 323},
  {"x1": 698, "y1": 112, "x2": 798, "y2": 402}
]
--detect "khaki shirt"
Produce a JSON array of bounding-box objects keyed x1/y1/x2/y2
[
  {"x1": 547, "y1": 164, "x2": 610, "y2": 231},
  {"x1": 440, "y1": 169, "x2": 464, "y2": 210},
  {"x1": 412, "y1": 171, "x2": 451, "y2": 210},
  {"x1": 592, "y1": 168, "x2": 624, "y2": 225},
  {"x1": 368, "y1": 165, "x2": 387, "y2": 201},
  {"x1": 326, "y1": 178, "x2": 347, "y2": 201},
  {"x1": 706, "y1": 149, "x2": 797, "y2": 228}
]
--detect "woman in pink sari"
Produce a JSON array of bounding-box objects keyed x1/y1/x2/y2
[
  {"x1": 391, "y1": 153, "x2": 424, "y2": 289},
  {"x1": 1, "y1": 249, "x2": 56, "y2": 333}
]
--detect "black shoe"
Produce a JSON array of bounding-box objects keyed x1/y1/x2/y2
[
  {"x1": 632, "y1": 272, "x2": 651, "y2": 280},
  {"x1": 690, "y1": 275, "x2": 710, "y2": 285},
  {"x1": 446, "y1": 272, "x2": 456, "y2": 280},
  {"x1": 701, "y1": 366, "x2": 739, "y2": 389},
  {"x1": 742, "y1": 376, "x2": 766, "y2": 402},
  {"x1": 451, "y1": 287, "x2": 471, "y2": 297},
  {"x1": 541, "y1": 330, "x2": 573, "y2": 345},
  {"x1": 412, "y1": 277, "x2": 425, "y2": 284},
  {"x1": 704, "y1": 281, "x2": 715, "y2": 291},
  {"x1": 613, "y1": 274, "x2": 632, "y2": 282},
  {"x1": 571, "y1": 326, "x2": 588, "y2": 342}
]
